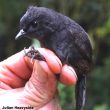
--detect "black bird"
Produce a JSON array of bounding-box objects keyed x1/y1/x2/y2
[{"x1": 16, "y1": 6, "x2": 92, "y2": 110}]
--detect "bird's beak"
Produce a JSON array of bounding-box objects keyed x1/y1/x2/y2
[{"x1": 15, "y1": 29, "x2": 26, "y2": 40}]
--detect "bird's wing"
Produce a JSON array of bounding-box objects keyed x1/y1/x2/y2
[{"x1": 68, "y1": 27, "x2": 92, "y2": 63}]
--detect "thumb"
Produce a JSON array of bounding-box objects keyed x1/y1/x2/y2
[{"x1": 23, "y1": 60, "x2": 57, "y2": 108}]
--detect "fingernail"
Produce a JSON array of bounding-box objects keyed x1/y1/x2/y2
[
  {"x1": 68, "y1": 66, "x2": 78, "y2": 81},
  {"x1": 54, "y1": 56, "x2": 62, "y2": 71}
]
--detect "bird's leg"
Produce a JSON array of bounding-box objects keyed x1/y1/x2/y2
[{"x1": 24, "y1": 46, "x2": 46, "y2": 61}]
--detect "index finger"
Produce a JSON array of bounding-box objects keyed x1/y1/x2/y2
[
  {"x1": 0, "y1": 51, "x2": 33, "y2": 88},
  {"x1": 1, "y1": 50, "x2": 32, "y2": 80}
]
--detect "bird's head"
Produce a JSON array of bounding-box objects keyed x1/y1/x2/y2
[{"x1": 16, "y1": 6, "x2": 58, "y2": 40}]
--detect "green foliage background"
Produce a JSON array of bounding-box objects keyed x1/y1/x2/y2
[{"x1": 0, "y1": 0, "x2": 110, "y2": 110}]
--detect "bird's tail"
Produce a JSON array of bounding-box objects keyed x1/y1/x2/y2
[{"x1": 75, "y1": 74, "x2": 86, "y2": 110}]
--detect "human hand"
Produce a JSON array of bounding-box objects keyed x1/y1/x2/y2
[{"x1": 0, "y1": 48, "x2": 77, "y2": 110}]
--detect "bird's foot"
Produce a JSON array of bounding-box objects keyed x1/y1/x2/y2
[{"x1": 24, "y1": 46, "x2": 46, "y2": 61}]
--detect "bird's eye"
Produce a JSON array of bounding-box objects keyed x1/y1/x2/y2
[{"x1": 31, "y1": 20, "x2": 39, "y2": 28}]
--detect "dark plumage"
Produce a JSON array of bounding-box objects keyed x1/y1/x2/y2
[{"x1": 16, "y1": 6, "x2": 92, "y2": 110}]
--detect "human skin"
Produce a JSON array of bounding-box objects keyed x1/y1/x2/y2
[{"x1": 0, "y1": 48, "x2": 77, "y2": 110}]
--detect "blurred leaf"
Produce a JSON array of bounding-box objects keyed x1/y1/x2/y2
[{"x1": 93, "y1": 104, "x2": 108, "y2": 110}]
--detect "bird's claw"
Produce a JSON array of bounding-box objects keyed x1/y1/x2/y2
[{"x1": 24, "y1": 46, "x2": 46, "y2": 61}]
